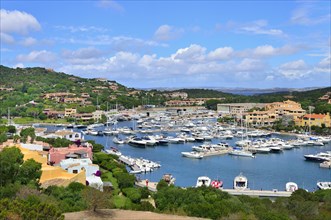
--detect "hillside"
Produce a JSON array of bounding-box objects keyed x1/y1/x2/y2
[
  {"x1": 0, "y1": 65, "x2": 330, "y2": 118},
  {"x1": 0, "y1": 65, "x2": 166, "y2": 117}
]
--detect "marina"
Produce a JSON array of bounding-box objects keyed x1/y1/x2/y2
[{"x1": 36, "y1": 115, "x2": 331, "y2": 192}]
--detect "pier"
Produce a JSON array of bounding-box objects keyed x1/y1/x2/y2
[
  {"x1": 221, "y1": 189, "x2": 293, "y2": 198},
  {"x1": 135, "y1": 179, "x2": 158, "y2": 192}
]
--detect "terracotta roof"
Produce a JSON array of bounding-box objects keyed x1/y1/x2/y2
[{"x1": 303, "y1": 114, "x2": 326, "y2": 119}]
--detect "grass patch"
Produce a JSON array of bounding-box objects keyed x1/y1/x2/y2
[
  {"x1": 101, "y1": 169, "x2": 119, "y2": 193},
  {"x1": 112, "y1": 195, "x2": 132, "y2": 209},
  {"x1": 13, "y1": 117, "x2": 68, "y2": 124}
]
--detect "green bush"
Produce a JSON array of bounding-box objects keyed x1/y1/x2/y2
[{"x1": 122, "y1": 187, "x2": 141, "y2": 203}]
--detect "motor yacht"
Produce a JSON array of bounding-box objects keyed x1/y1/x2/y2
[
  {"x1": 181, "y1": 151, "x2": 203, "y2": 159},
  {"x1": 229, "y1": 148, "x2": 255, "y2": 158},
  {"x1": 317, "y1": 182, "x2": 331, "y2": 190},
  {"x1": 196, "y1": 176, "x2": 211, "y2": 187},
  {"x1": 233, "y1": 173, "x2": 248, "y2": 190},
  {"x1": 285, "y1": 182, "x2": 298, "y2": 192},
  {"x1": 113, "y1": 137, "x2": 124, "y2": 144}
]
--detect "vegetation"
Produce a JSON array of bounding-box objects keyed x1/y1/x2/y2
[
  {"x1": 154, "y1": 184, "x2": 331, "y2": 220},
  {"x1": 1, "y1": 65, "x2": 329, "y2": 125}
]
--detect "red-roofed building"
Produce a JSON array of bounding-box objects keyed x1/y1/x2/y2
[
  {"x1": 296, "y1": 113, "x2": 331, "y2": 127},
  {"x1": 48, "y1": 144, "x2": 93, "y2": 165}
]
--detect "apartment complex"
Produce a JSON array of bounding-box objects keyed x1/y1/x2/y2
[
  {"x1": 296, "y1": 113, "x2": 331, "y2": 128},
  {"x1": 217, "y1": 103, "x2": 267, "y2": 116},
  {"x1": 244, "y1": 100, "x2": 306, "y2": 126}
]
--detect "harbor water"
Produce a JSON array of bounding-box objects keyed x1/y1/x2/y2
[{"x1": 43, "y1": 122, "x2": 331, "y2": 192}]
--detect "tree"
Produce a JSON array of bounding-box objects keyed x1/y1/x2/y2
[
  {"x1": 0, "y1": 147, "x2": 42, "y2": 187},
  {"x1": 0, "y1": 147, "x2": 24, "y2": 186},
  {"x1": 17, "y1": 159, "x2": 42, "y2": 185},
  {"x1": 82, "y1": 187, "x2": 110, "y2": 212},
  {"x1": 20, "y1": 127, "x2": 36, "y2": 143},
  {"x1": 0, "y1": 133, "x2": 7, "y2": 144},
  {"x1": 7, "y1": 125, "x2": 16, "y2": 134},
  {"x1": 205, "y1": 99, "x2": 223, "y2": 110}
]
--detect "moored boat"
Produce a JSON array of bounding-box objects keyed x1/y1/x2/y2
[
  {"x1": 317, "y1": 181, "x2": 331, "y2": 190},
  {"x1": 285, "y1": 182, "x2": 298, "y2": 192},
  {"x1": 233, "y1": 173, "x2": 248, "y2": 190},
  {"x1": 196, "y1": 176, "x2": 211, "y2": 187},
  {"x1": 181, "y1": 151, "x2": 203, "y2": 159}
]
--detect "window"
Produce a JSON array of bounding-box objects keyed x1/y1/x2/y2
[{"x1": 73, "y1": 170, "x2": 78, "y2": 174}]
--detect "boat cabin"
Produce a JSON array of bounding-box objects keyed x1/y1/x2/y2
[{"x1": 233, "y1": 173, "x2": 248, "y2": 190}]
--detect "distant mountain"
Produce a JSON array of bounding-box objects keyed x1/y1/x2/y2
[{"x1": 141, "y1": 86, "x2": 323, "y2": 95}]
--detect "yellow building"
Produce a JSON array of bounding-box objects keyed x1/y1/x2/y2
[
  {"x1": 296, "y1": 113, "x2": 331, "y2": 128},
  {"x1": 266, "y1": 100, "x2": 306, "y2": 119},
  {"x1": 245, "y1": 100, "x2": 306, "y2": 126},
  {"x1": 17, "y1": 145, "x2": 86, "y2": 188},
  {"x1": 244, "y1": 110, "x2": 278, "y2": 126},
  {"x1": 64, "y1": 108, "x2": 77, "y2": 117}
]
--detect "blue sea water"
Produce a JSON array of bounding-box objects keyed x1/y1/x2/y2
[{"x1": 43, "y1": 122, "x2": 331, "y2": 192}]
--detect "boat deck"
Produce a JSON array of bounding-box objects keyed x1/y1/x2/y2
[{"x1": 201, "y1": 149, "x2": 231, "y2": 157}]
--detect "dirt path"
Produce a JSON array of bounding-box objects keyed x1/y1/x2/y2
[{"x1": 64, "y1": 209, "x2": 207, "y2": 220}]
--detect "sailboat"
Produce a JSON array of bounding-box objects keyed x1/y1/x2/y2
[{"x1": 230, "y1": 114, "x2": 255, "y2": 158}]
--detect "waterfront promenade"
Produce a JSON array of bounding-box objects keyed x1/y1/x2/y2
[{"x1": 221, "y1": 189, "x2": 293, "y2": 198}]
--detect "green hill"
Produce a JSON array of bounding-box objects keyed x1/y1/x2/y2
[
  {"x1": 0, "y1": 65, "x2": 165, "y2": 118},
  {"x1": 0, "y1": 65, "x2": 329, "y2": 119}
]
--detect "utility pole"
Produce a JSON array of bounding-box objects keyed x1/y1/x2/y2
[{"x1": 8, "y1": 107, "x2": 10, "y2": 125}]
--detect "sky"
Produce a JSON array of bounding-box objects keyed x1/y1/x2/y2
[{"x1": 0, "y1": 0, "x2": 330, "y2": 89}]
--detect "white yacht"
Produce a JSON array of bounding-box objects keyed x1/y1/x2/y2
[
  {"x1": 317, "y1": 181, "x2": 331, "y2": 190},
  {"x1": 105, "y1": 147, "x2": 122, "y2": 157},
  {"x1": 113, "y1": 137, "x2": 124, "y2": 144},
  {"x1": 128, "y1": 137, "x2": 147, "y2": 147},
  {"x1": 229, "y1": 148, "x2": 255, "y2": 158},
  {"x1": 285, "y1": 182, "x2": 298, "y2": 192},
  {"x1": 233, "y1": 173, "x2": 248, "y2": 190},
  {"x1": 304, "y1": 152, "x2": 331, "y2": 162},
  {"x1": 196, "y1": 176, "x2": 211, "y2": 187},
  {"x1": 181, "y1": 151, "x2": 203, "y2": 159}
]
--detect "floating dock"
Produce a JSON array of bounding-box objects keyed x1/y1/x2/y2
[{"x1": 221, "y1": 189, "x2": 293, "y2": 198}]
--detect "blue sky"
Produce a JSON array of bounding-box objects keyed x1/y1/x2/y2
[{"x1": 1, "y1": 0, "x2": 330, "y2": 89}]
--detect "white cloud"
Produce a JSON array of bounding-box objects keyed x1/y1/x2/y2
[
  {"x1": 57, "y1": 44, "x2": 324, "y2": 87},
  {"x1": 20, "y1": 37, "x2": 37, "y2": 46},
  {"x1": 278, "y1": 60, "x2": 311, "y2": 79},
  {"x1": 0, "y1": 9, "x2": 41, "y2": 35},
  {"x1": 291, "y1": 6, "x2": 331, "y2": 26},
  {"x1": 238, "y1": 20, "x2": 284, "y2": 36},
  {"x1": 0, "y1": 32, "x2": 15, "y2": 44},
  {"x1": 97, "y1": 0, "x2": 124, "y2": 12},
  {"x1": 237, "y1": 58, "x2": 265, "y2": 72},
  {"x1": 250, "y1": 44, "x2": 302, "y2": 57},
  {"x1": 314, "y1": 55, "x2": 331, "y2": 73},
  {"x1": 171, "y1": 44, "x2": 206, "y2": 62},
  {"x1": 61, "y1": 47, "x2": 105, "y2": 65},
  {"x1": 154, "y1": 25, "x2": 184, "y2": 41},
  {"x1": 62, "y1": 47, "x2": 103, "y2": 59},
  {"x1": 17, "y1": 50, "x2": 56, "y2": 63},
  {"x1": 13, "y1": 63, "x2": 25, "y2": 68},
  {"x1": 57, "y1": 35, "x2": 165, "y2": 50},
  {"x1": 55, "y1": 25, "x2": 108, "y2": 33},
  {"x1": 208, "y1": 47, "x2": 234, "y2": 60}
]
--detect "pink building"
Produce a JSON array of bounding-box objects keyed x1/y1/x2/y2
[{"x1": 48, "y1": 144, "x2": 93, "y2": 165}]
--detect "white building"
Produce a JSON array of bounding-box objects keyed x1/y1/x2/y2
[
  {"x1": 60, "y1": 158, "x2": 103, "y2": 191},
  {"x1": 93, "y1": 110, "x2": 105, "y2": 121},
  {"x1": 42, "y1": 129, "x2": 82, "y2": 142}
]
